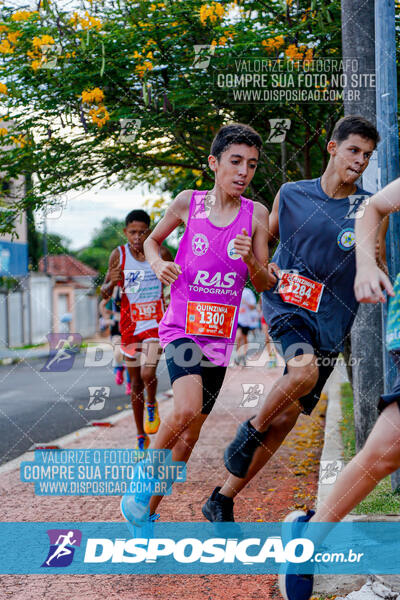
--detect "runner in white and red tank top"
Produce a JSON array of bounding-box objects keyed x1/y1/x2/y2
[
  {"x1": 120, "y1": 123, "x2": 279, "y2": 526},
  {"x1": 101, "y1": 210, "x2": 173, "y2": 451}
]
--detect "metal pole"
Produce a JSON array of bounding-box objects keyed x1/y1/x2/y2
[
  {"x1": 375, "y1": 0, "x2": 400, "y2": 490},
  {"x1": 341, "y1": 0, "x2": 384, "y2": 452},
  {"x1": 43, "y1": 212, "x2": 48, "y2": 274}
]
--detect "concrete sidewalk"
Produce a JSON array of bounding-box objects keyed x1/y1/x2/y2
[{"x1": 0, "y1": 361, "x2": 327, "y2": 600}]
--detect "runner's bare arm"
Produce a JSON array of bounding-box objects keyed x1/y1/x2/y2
[
  {"x1": 233, "y1": 202, "x2": 279, "y2": 293},
  {"x1": 144, "y1": 190, "x2": 192, "y2": 285},
  {"x1": 160, "y1": 244, "x2": 174, "y2": 262},
  {"x1": 100, "y1": 248, "x2": 121, "y2": 300},
  {"x1": 354, "y1": 179, "x2": 400, "y2": 302},
  {"x1": 268, "y1": 189, "x2": 280, "y2": 252}
]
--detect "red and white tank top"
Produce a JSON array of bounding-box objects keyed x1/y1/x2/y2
[{"x1": 119, "y1": 244, "x2": 163, "y2": 336}]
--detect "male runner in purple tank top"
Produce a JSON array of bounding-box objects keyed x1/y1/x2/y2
[{"x1": 120, "y1": 123, "x2": 279, "y2": 525}]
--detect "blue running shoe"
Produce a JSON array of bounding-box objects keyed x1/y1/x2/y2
[{"x1": 279, "y1": 509, "x2": 315, "y2": 600}]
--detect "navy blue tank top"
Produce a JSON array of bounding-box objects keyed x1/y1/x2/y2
[{"x1": 262, "y1": 178, "x2": 371, "y2": 352}]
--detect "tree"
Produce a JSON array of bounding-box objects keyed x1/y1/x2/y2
[{"x1": 0, "y1": 0, "x2": 344, "y2": 234}]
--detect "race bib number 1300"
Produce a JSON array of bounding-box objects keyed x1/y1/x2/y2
[
  {"x1": 185, "y1": 301, "x2": 236, "y2": 338},
  {"x1": 278, "y1": 272, "x2": 324, "y2": 313}
]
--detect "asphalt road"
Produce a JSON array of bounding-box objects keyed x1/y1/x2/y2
[{"x1": 0, "y1": 348, "x2": 172, "y2": 465}]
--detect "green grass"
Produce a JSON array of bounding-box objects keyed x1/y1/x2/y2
[{"x1": 340, "y1": 382, "x2": 400, "y2": 514}]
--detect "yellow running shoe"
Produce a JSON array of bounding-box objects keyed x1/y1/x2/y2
[
  {"x1": 135, "y1": 434, "x2": 150, "y2": 451},
  {"x1": 144, "y1": 402, "x2": 160, "y2": 434}
]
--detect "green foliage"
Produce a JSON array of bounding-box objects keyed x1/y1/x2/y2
[
  {"x1": 89, "y1": 217, "x2": 126, "y2": 250},
  {"x1": 76, "y1": 245, "x2": 112, "y2": 277},
  {"x1": 340, "y1": 382, "x2": 356, "y2": 461},
  {"x1": 37, "y1": 231, "x2": 71, "y2": 255},
  {"x1": 75, "y1": 216, "x2": 125, "y2": 276},
  {"x1": 0, "y1": 0, "x2": 348, "y2": 233}
]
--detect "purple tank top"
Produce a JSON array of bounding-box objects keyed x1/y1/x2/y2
[{"x1": 158, "y1": 190, "x2": 253, "y2": 366}]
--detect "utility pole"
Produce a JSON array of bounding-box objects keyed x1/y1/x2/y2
[
  {"x1": 341, "y1": 0, "x2": 384, "y2": 451},
  {"x1": 374, "y1": 0, "x2": 400, "y2": 489}
]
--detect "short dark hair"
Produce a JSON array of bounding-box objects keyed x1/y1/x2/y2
[
  {"x1": 210, "y1": 123, "x2": 262, "y2": 160},
  {"x1": 331, "y1": 115, "x2": 380, "y2": 148},
  {"x1": 125, "y1": 209, "x2": 150, "y2": 227}
]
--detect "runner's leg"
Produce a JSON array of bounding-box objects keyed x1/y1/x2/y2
[
  {"x1": 251, "y1": 354, "x2": 318, "y2": 433},
  {"x1": 220, "y1": 401, "x2": 302, "y2": 497},
  {"x1": 313, "y1": 401, "x2": 400, "y2": 522},
  {"x1": 140, "y1": 340, "x2": 162, "y2": 404},
  {"x1": 149, "y1": 372, "x2": 207, "y2": 514}
]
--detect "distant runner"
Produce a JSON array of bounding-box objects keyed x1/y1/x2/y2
[{"x1": 101, "y1": 209, "x2": 171, "y2": 450}]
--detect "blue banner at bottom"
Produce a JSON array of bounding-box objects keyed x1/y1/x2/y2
[{"x1": 1, "y1": 522, "x2": 399, "y2": 574}]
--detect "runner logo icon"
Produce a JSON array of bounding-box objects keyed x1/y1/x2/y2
[
  {"x1": 240, "y1": 383, "x2": 265, "y2": 408},
  {"x1": 86, "y1": 386, "x2": 110, "y2": 410},
  {"x1": 41, "y1": 529, "x2": 82, "y2": 568},
  {"x1": 227, "y1": 239, "x2": 240, "y2": 260},
  {"x1": 337, "y1": 228, "x2": 355, "y2": 251},
  {"x1": 41, "y1": 334, "x2": 81, "y2": 372},
  {"x1": 124, "y1": 270, "x2": 145, "y2": 294},
  {"x1": 192, "y1": 233, "x2": 209, "y2": 256}
]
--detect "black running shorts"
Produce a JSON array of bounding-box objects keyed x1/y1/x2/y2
[{"x1": 164, "y1": 338, "x2": 227, "y2": 415}]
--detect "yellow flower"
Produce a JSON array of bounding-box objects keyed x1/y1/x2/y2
[
  {"x1": 11, "y1": 10, "x2": 38, "y2": 22},
  {"x1": 69, "y1": 12, "x2": 79, "y2": 28},
  {"x1": 80, "y1": 11, "x2": 102, "y2": 31},
  {"x1": 0, "y1": 40, "x2": 13, "y2": 54},
  {"x1": 200, "y1": 2, "x2": 225, "y2": 25},
  {"x1": 11, "y1": 134, "x2": 27, "y2": 148},
  {"x1": 89, "y1": 105, "x2": 110, "y2": 128},
  {"x1": 285, "y1": 43, "x2": 303, "y2": 61},
  {"x1": 0, "y1": 25, "x2": 8, "y2": 33},
  {"x1": 219, "y1": 35, "x2": 228, "y2": 45},
  {"x1": 81, "y1": 87, "x2": 104, "y2": 104},
  {"x1": 70, "y1": 11, "x2": 101, "y2": 31},
  {"x1": 7, "y1": 31, "x2": 21, "y2": 45},
  {"x1": 0, "y1": 83, "x2": 8, "y2": 95},
  {"x1": 32, "y1": 35, "x2": 55, "y2": 49},
  {"x1": 0, "y1": 127, "x2": 7, "y2": 136},
  {"x1": 31, "y1": 59, "x2": 41, "y2": 71},
  {"x1": 214, "y1": 2, "x2": 225, "y2": 17},
  {"x1": 304, "y1": 48, "x2": 313, "y2": 61}
]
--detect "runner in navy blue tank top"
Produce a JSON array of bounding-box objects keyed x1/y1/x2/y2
[{"x1": 203, "y1": 116, "x2": 387, "y2": 524}]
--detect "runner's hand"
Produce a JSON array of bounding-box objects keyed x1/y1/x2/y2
[
  {"x1": 109, "y1": 264, "x2": 123, "y2": 285},
  {"x1": 354, "y1": 265, "x2": 394, "y2": 303},
  {"x1": 233, "y1": 228, "x2": 253, "y2": 264},
  {"x1": 265, "y1": 262, "x2": 280, "y2": 290},
  {"x1": 152, "y1": 258, "x2": 182, "y2": 285}
]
